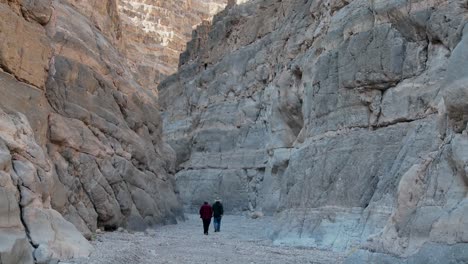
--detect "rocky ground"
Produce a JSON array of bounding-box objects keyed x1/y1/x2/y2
[{"x1": 66, "y1": 214, "x2": 344, "y2": 264}]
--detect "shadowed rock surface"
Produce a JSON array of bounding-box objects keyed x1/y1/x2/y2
[
  {"x1": 160, "y1": 0, "x2": 468, "y2": 262},
  {"x1": 0, "y1": 0, "x2": 229, "y2": 262},
  {"x1": 1, "y1": 0, "x2": 467, "y2": 263}
]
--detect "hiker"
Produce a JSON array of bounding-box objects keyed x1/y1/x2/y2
[
  {"x1": 199, "y1": 201, "x2": 213, "y2": 235},
  {"x1": 212, "y1": 198, "x2": 224, "y2": 232}
]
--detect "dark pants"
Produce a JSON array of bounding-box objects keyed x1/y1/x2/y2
[
  {"x1": 202, "y1": 219, "x2": 211, "y2": 234},
  {"x1": 213, "y1": 216, "x2": 222, "y2": 232}
]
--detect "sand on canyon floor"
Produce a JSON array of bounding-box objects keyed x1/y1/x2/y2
[{"x1": 66, "y1": 214, "x2": 344, "y2": 264}]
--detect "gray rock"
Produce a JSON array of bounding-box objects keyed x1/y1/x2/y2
[
  {"x1": 345, "y1": 243, "x2": 468, "y2": 264},
  {"x1": 34, "y1": 244, "x2": 53, "y2": 264},
  {"x1": 160, "y1": 0, "x2": 468, "y2": 260},
  {"x1": 0, "y1": 0, "x2": 187, "y2": 261},
  {"x1": 0, "y1": 232, "x2": 34, "y2": 264},
  {"x1": 0, "y1": 110, "x2": 92, "y2": 263},
  {"x1": 20, "y1": 0, "x2": 53, "y2": 25},
  {"x1": 43, "y1": 0, "x2": 184, "y2": 234},
  {"x1": 0, "y1": 140, "x2": 34, "y2": 264}
]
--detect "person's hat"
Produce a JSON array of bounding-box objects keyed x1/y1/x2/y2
[{"x1": 215, "y1": 198, "x2": 221, "y2": 202}]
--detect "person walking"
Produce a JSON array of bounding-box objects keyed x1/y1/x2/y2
[
  {"x1": 212, "y1": 198, "x2": 224, "y2": 232},
  {"x1": 199, "y1": 201, "x2": 213, "y2": 235}
]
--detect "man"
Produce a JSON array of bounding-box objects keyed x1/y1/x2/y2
[
  {"x1": 199, "y1": 201, "x2": 213, "y2": 235},
  {"x1": 212, "y1": 198, "x2": 224, "y2": 232}
]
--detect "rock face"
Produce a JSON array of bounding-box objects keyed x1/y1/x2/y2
[
  {"x1": 0, "y1": 75, "x2": 92, "y2": 263},
  {"x1": 160, "y1": 0, "x2": 468, "y2": 262},
  {"x1": 0, "y1": 0, "x2": 224, "y2": 262},
  {"x1": 117, "y1": 0, "x2": 228, "y2": 91},
  {"x1": 46, "y1": 0, "x2": 185, "y2": 235}
]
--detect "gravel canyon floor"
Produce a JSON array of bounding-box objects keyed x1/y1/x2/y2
[{"x1": 68, "y1": 214, "x2": 343, "y2": 264}]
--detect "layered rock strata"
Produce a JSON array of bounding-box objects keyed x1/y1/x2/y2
[
  {"x1": 160, "y1": 0, "x2": 468, "y2": 262},
  {"x1": 0, "y1": 0, "x2": 189, "y2": 262},
  {"x1": 117, "y1": 0, "x2": 228, "y2": 91}
]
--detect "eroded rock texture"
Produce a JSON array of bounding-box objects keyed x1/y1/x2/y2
[
  {"x1": 46, "y1": 0, "x2": 185, "y2": 235},
  {"x1": 0, "y1": 108, "x2": 92, "y2": 264},
  {"x1": 117, "y1": 0, "x2": 228, "y2": 91},
  {"x1": 0, "y1": 0, "x2": 200, "y2": 262},
  {"x1": 160, "y1": 0, "x2": 468, "y2": 262}
]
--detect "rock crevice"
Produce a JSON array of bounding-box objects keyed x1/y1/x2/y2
[{"x1": 0, "y1": 0, "x2": 229, "y2": 262}]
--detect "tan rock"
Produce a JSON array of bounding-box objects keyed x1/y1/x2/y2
[
  {"x1": 21, "y1": 0, "x2": 53, "y2": 25},
  {"x1": 0, "y1": 71, "x2": 50, "y2": 145},
  {"x1": 45, "y1": 0, "x2": 184, "y2": 236},
  {"x1": 117, "y1": 0, "x2": 228, "y2": 90},
  {"x1": 49, "y1": 113, "x2": 112, "y2": 158},
  {"x1": 0, "y1": 0, "x2": 232, "y2": 262},
  {"x1": 0, "y1": 2, "x2": 52, "y2": 88}
]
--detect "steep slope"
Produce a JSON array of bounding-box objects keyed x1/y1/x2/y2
[
  {"x1": 160, "y1": 0, "x2": 468, "y2": 262},
  {"x1": 0, "y1": 1, "x2": 92, "y2": 263},
  {"x1": 0, "y1": 0, "x2": 206, "y2": 262},
  {"x1": 47, "y1": 0, "x2": 184, "y2": 235},
  {"x1": 117, "y1": 0, "x2": 228, "y2": 90}
]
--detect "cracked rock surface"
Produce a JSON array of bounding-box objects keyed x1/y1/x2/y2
[
  {"x1": 0, "y1": 109, "x2": 91, "y2": 263},
  {"x1": 160, "y1": 0, "x2": 468, "y2": 262},
  {"x1": 0, "y1": 0, "x2": 227, "y2": 262}
]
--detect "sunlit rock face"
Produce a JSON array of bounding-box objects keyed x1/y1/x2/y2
[
  {"x1": 117, "y1": 0, "x2": 228, "y2": 91},
  {"x1": 160, "y1": 0, "x2": 468, "y2": 262},
  {"x1": 0, "y1": 0, "x2": 213, "y2": 262}
]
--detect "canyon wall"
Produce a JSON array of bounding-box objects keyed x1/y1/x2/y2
[
  {"x1": 117, "y1": 0, "x2": 228, "y2": 91},
  {"x1": 160, "y1": 0, "x2": 468, "y2": 262},
  {"x1": 0, "y1": 0, "x2": 224, "y2": 262}
]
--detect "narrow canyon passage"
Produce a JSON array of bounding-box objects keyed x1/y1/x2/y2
[
  {"x1": 68, "y1": 215, "x2": 344, "y2": 264},
  {"x1": 1, "y1": 0, "x2": 467, "y2": 263}
]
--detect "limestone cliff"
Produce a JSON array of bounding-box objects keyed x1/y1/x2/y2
[
  {"x1": 0, "y1": 0, "x2": 208, "y2": 262},
  {"x1": 160, "y1": 0, "x2": 468, "y2": 262},
  {"x1": 117, "y1": 0, "x2": 228, "y2": 91}
]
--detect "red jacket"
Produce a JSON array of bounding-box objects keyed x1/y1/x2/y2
[{"x1": 199, "y1": 204, "x2": 213, "y2": 220}]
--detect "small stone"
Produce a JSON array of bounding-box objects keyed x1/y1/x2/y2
[{"x1": 250, "y1": 211, "x2": 264, "y2": 219}]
